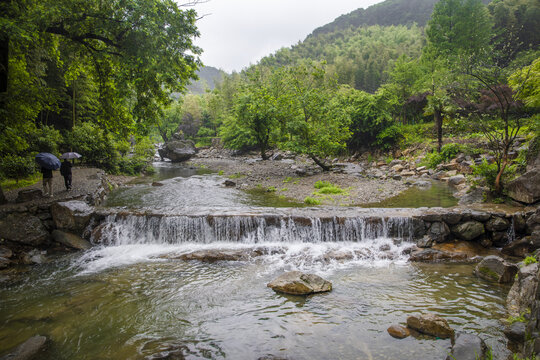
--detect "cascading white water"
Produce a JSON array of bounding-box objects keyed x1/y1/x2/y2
[
  {"x1": 93, "y1": 213, "x2": 416, "y2": 245},
  {"x1": 75, "y1": 213, "x2": 418, "y2": 274}
]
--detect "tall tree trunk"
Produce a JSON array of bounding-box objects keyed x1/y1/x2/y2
[
  {"x1": 435, "y1": 108, "x2": 443, "y2": 153},
  {"x1": 260, "y1": 144, "x2": 268, "y2": 160},
  {"x1": 309, "y1": 154, "x2": 331, "y2": 171}
]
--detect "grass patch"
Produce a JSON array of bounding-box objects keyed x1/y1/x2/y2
[
  {"x1": 313, "y1": 180, "x2": 348, "y2": 195},
  {"x1": 228, "y1": 173, "x2": 245, "y2": 179},
  {"x1": 1, "y1": 173, "x2": 41, "y2": 191},
  {"x1": 523, "y1": 256, "x2": 537, "y2": 266},
  {"x1": 304, "y1": 196, "x2": 321, "y2": 205}
]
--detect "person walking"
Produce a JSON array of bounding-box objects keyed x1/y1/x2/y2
[
  {"x1": 41, "y1": 166, "x2": 53, "y2": 197},
  {"x1": 60, "y1": 159, "x2": 72, "y2": 190}
]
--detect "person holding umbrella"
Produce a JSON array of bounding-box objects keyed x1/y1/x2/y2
[
  {"x1": 60, "y1": 158, "x2": 72, "y2": 190},
  {"x1": 35, "y1": 152, "x2": 61, "y2": 197}
]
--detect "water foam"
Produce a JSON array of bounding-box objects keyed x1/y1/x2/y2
[{"x1": 76, "y1": 213, "x2": 416, "y2": 274}]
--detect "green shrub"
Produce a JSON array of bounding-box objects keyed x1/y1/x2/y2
[
  {"x1": 0, "y1": 154, "x2": 36, "y2": 182},
  {"x1": 421, "y1": 143, "x2": 465, "y2": 169},
  {"x1": 304, "y1": 196, "x2": 321, "y2": 205},
  {"x1": 523, "y1": 256, "x2": 537, "y2": 266},
  {"x1": 116, "y1": 157, "x2": 149, "y2": 176},
  {"x1": 376, "y1": 124, "x2": 404, "y2": 151},
  {"x1": 314, "y1": 180, "x2": 333, "y2": 189},
  {"x1": 65, "y1": 122, "x2": 119, "y2": 171},
  {"x1": 313, "y1": 180, "x2": 347, "y2": 195},
  {"x1": 472, "y1": 159, "x2": 499, "y2": 189},
  {"x1": 27, "y1": 125, "x2": 63, "y2": 154}
]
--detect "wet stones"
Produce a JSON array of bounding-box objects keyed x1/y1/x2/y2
[
  {"x1": 51, "y1": 200, "x2": 93, "y2": 234},
  {"x1": 446, "y1": 332, "x2": 487, "y2": 360},
  {"x1": 387, "y1": 324, "x2": 410, "y2": 339},
  {"x1": 267, "y1": 271, "x2": 332, "y2": 295},
  {"x1": 406, "y1": 313, "x2": 454, "y2": 339},
  {"x1": 0, "y1": 213, "x2": 49, "y2": 246},
  {"x1": 52, "y1": 230, "x2": 92, "y2": 250},
  {"x1": 451, "y1": 221, "x2": 485, "y2": 241},
  {"x1": 474, "y1": 255, "x2": 518, "y2": 283}
]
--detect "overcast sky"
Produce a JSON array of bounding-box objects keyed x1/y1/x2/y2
[{"x1": 191, "y1": 0, "x2": 385, "y2": 73}]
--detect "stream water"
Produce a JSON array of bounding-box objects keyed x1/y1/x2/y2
[{"x1": 0, "y1": 163, "x2": 511, "y2": 359}]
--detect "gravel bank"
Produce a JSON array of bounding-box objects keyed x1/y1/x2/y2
[{"x1": 188, "y1": 152, "x2": 408, "y2": 206}]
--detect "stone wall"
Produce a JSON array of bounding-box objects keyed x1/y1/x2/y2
[
  {"x1": 0, "y1": 174, "x2": 112, "y2": 268},
  {"x1": 505, "y1": 261, "x2": 540, "y2": 358}
]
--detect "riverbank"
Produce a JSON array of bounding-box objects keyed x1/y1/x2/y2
[
  {"x1": 188, "y1": 150, "x2": 412, "y2": 206},
  {"x1": 2, "y1": 167, "x2": 134, "y2": 207}
]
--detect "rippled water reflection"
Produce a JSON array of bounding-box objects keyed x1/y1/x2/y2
[{"x1": 0, "y1": 251, "x2": 510, "y2": 360}]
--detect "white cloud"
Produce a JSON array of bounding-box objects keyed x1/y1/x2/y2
[{"x1": 190, "y1": 0, "x2": 384, "y2": 72}]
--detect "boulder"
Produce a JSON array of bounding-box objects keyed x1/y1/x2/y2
[
  {"x1": 458, "y1": 188, "x2": 486, "y2": 205},
  {"x1": 486, "y1": 217, "x2": 510, "y2": 232},
  {"x1": 0, "y1": 213, "x2": 49, "y2": 246},
  {"x1": 387, "y1": 324, "x2": 410, "y2": 339},
  {"x1": 474, "y1": 255, "x2": 518, "y2": 283},
  {"x1": 409, "y1": 249, "x2": 467, "y2": 262},
  {"x1": 451, "y1": 221, "x2": 485, "y2": 241},
  {"x1": 166, "y1": 249, "x2": 263, "y2": 262},
  {"x1": 267, "y1": 271, "x2": 332, "y2": 295},
  {"x1": 52, "y1": 230, "x2": 92, "y2": 250},
  {"x1": 51, "y1": 201, "x2": 93, "y2": 234},
  {"x1": 502, "y1": 235, "x2": 540, "y2": 258},
  {"x1": 158, "y1": 138, "x2": 196, "y2": 162},
  {"x1": 507, "y1": 169, "x2": 540, "y2": 204},
  {"x1": 15, "y1": 189, "x2": 43, "y2": 203},
  {"x1": 507, "y1": 263, "x2": 539, "y2": 318},
  {"x1": 446, "y1": 332, "x2": 487, "y2": 360},
  {"x1": 441, "y1": 212, "x2": 462, "y2": 225},
  {"x1": 22, "y1": 249, "x2": 47, "y2": 265},
  {"x1": 447, "y1": 175, "x2": 466, "y2": 187},
  {"x1": 0, "y1": 335, "x2": 48, "y2": 360},
  {"x1": 427, "y1": 221, "x2": 451, "y2": 243},
  {"x1": 406, "y1": 313, "x2": 454, "y2": 339},
  {"x1": 504, "y1": 321, "x2": 527, "y2": 343}
]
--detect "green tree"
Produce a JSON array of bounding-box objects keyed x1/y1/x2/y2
[
  {"x1": 284, "y1": 62, "x2": 351, "y2": 170},
  {"x1": 425, "y1": 0, "x2": 492, "y2": 60},
  {"x1": 232, "y1": 68, "x2": 280, "y2": 160},
  {"x1": 509, "y1": 57, "x2": 540, "y2": 108}
]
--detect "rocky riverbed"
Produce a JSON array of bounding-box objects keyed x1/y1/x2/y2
[{"x1": 188, "y1": 149, "x2": 418, "y2": 206}]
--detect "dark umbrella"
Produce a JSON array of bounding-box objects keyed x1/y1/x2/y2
[
  {"x1": 60, "y1": 152, "x2": 82, "y2": 160},
  {"x1": 35, "y1": 152, "x2": 61, "y2": 170}
]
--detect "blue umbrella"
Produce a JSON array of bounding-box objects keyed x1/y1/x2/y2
[{"x1": 35, "y1": 152, "x2": 61, "y2": 170}]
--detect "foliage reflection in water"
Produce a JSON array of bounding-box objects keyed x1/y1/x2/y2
[{"x1": 0, "y1": 245, "x2": 510, "y2": 360}]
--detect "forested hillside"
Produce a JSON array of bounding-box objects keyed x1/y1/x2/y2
[
  {"x1": 186, "y1": 66, "x2": 226, "y2": 95},
  {"x1": 310, "y1": 0, "x2": 438, "y2": 37}
]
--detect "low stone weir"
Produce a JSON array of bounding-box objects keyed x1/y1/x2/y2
[{"x1": 91, "y1": 211, "x2": 418, "y2": 245}]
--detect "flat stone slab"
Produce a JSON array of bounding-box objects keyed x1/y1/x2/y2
[{"x1": 267, "y1": 271, "x2": 332, "y2": 295}]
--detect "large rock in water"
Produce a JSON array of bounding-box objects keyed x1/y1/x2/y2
[
  {"x1": 0, "y1": 335, "x2": 48, "y2": 360},
  {"x1": 474, "y1": 255, "x2": 518, "y2": 283},
  {"x1": 406, "y1": 313, "x2": 454, "y2": 339},
  {"x1": 446, "y1": 332, "x2": 487, "y2": 360},
  {"x1": 51, "y1": 200, "x2": 93, "y2": 234},
  {"x1": 52, "y1": 230, "x2": 92, "y2": 250},
  {"x1": 0, "y1": 213, "x2": 49, "y2": 246},
  {"x1": 158, "y1": 136, "x2": 196, "y2": 162},
  {"x1": 267, "y1": 271, "x2": 332, "y2": 295}
]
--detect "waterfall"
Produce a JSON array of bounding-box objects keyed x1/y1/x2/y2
[{"x1": 92, "y1": 213, "x2": 416, "y2": 246}]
